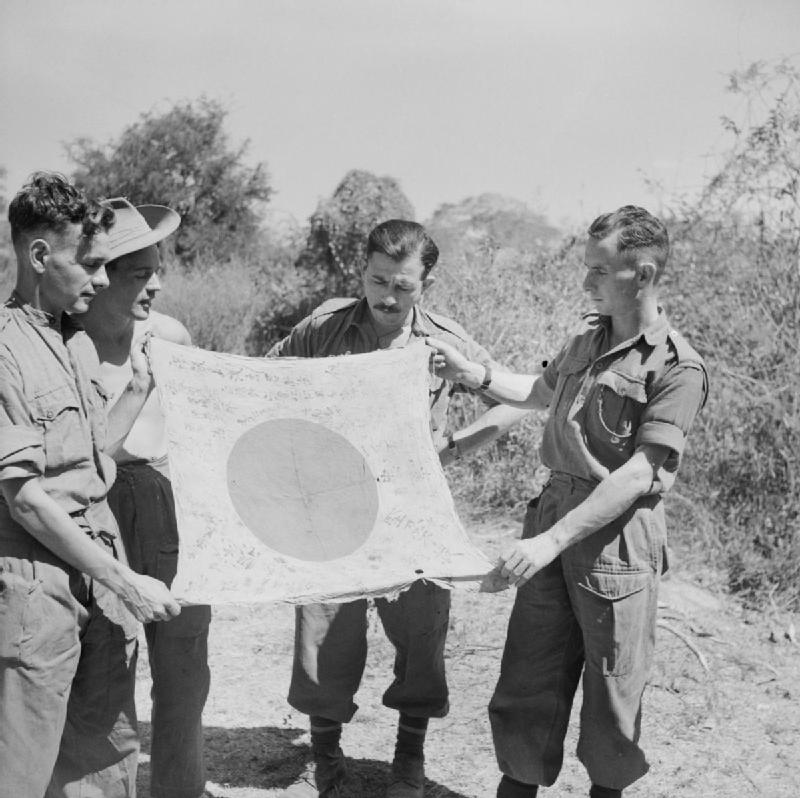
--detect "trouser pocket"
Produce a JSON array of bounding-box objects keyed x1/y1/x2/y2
[
  {"x1": 0, "y1": 566, "x2": 41, "y2": 662},
  {"x1": 572, "y1": 569, "x2": 657, "y2": 677}
]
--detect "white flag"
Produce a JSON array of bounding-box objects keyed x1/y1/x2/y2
[{"x1": 148, "y1": 339, "x2": 491, "y2": 604}]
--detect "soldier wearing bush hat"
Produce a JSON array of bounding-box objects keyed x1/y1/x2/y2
[
  {"x1": 428, "y1": 205, "x2": 708, "y2": 798},
  {"x1": 82, "y1": 199, "x2": 212, "y2": 798}
]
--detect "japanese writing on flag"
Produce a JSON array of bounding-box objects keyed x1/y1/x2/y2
[{"x1": 148, "y1": 340, "x2": 491, "y2": 604}]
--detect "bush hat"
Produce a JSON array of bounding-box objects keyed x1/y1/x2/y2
[{"x1": 106, "y1": 197, "x2": 181, "y2": 260}]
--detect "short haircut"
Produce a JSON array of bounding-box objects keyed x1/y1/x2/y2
[
  {"x1": 8, "y1": 171, "x2": 115, "y2": 246},
  {"x1": 588, "y1": 205, "x2": 669, "y2": 279},
  {"x1": 366, "y1": 220, "x2": 439, "y2": 277}
]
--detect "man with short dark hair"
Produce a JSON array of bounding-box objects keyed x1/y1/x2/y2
[
  {"x1": 0, "y1": 173, "x2": 180, "y2": 797},
  {"x1": 83, "y1": 198, "x2": 211, "y2": 798},
  {"x1": 428, "y1": 205, "x2": 708, "y2": 798},
  {"x1": 271, "y1": 219, "x2": 528, "y2": 798}
]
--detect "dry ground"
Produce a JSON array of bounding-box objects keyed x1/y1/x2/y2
[{"x1": 134, "y1": 514, "x2": 799, "y2": 798}]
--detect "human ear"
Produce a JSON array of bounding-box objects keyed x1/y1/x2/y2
[
  {"x1": 638, "y1": 261, "x2": 657, "y2": 285},
  {"x1": 422, "y1": 275, "x2": 436, "y2": 293},
  {"x1": 29, "y1": 239, "x2": 50, "y2": 274}
]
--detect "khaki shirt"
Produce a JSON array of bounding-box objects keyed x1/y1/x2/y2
[
  {"x1": 539, "y1": 311, "x2": 707, "y2": 488},
  {"x1": 0, "y1": 294, "x2": 115, "y2": 537},
  {"x1": 269, "y1": 297, "x2": 498, "y2": 448}
]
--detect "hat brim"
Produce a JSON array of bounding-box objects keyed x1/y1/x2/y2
[{"x1": 109, "y1": 205, "x2": 181, "y2": 260}]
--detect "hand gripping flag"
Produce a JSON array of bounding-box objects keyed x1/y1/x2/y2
[{"x1": 148, "y1": 339, "x2": 492, "y2": 604}]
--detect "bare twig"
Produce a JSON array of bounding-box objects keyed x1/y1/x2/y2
[{"x1": 657, "y1": 620, "x2": 711, "y2": 673}]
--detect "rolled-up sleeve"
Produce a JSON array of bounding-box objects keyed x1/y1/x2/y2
[
  {"x1": 0, "y1": 356, "x2": 45, "y2": 480},
  {"x1": 542, "y1": 344, "x2": 569, "y2": 392},
  {"x1": 635, "y1": 362, "x2": 708, "y2": 457}
]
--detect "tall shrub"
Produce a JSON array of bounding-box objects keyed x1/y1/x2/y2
[
  {"x1": 664, "y1": 60, "x2": 800, "y2": 608},
  {"x1": 248, "y1": 170, "x2": 415, "y2": 353},
  {"x1": 68, "y1": 97, "x2": 271, "y2": 266}
]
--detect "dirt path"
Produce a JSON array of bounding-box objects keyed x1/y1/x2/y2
[{"x1": 134, "y1": 517, "x2": 799, "y2": 798}]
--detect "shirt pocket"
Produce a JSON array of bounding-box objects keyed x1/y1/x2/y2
[
  {"x1": 552, "y1": 355, "x2": 589, "y2": 417},
  {"x1": 591, "y1": 369, "x2": 648, "y2": 451},
  {"x1": 31, "y1": 384, "x2": 88, "y2": 469}
]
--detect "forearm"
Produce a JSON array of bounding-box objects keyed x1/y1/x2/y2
[
  {"x1": 543, "y1": 448, "x2": 667, "y2": 555},
  {"x1": 3, "y1": 478, "x2": 130, "y2": 588},
  {"x1": 547, "y1": 470, "x2": 651, "y2": 555},
  {"x1": 451, "y1": 361, "x2": 543, "y2": 408},
  {"x1": 106, "y1": 380, "x2": 152, "y2": 456},
  {"x1": 439, "y1": 404, "x2": 530, "y2": 464}
]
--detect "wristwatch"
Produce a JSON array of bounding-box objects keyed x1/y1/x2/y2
[{"x1": 478, "y1": 363, "x2": 493, "y2": 391}]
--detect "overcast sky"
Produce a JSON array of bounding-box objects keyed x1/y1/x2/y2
[{"x1": 2, "y1": 0, "x2": 798, "y2": 228}]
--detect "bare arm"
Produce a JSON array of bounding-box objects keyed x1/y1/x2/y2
[
  {"x1": 105, "y1": 315, "x2": 191, "y2": 456},
  {"x1": 151, "y1": 311, "x2": 192, "y2": 346},
  {"x1": 1, "y1": 477, "x2": 181, "y2": 622},
  {"x1": 497, "y1": 443, "x2": 673, "y2": 587},
  {"x1": 438, "y1": 404, "x2": 531, "y2": 466},
  {"x1": 105, "y1": 329, "x2": 154, "y2": 456},
  {"x1": 427, "y1": 336, "x2": 552, "y2": 410}
]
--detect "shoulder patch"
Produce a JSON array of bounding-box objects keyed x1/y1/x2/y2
[
  {"x1": 312, "y1": 297, "x2": 359, "y2": 318},
  {"x1": 422, "y1": 310, "x2": 470, "y2": 342}
]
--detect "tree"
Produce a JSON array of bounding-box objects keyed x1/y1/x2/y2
[
  {"x1": 67, "y1": 97, "x2": 271, "y2": 265},
  {"x1": 426, "y1": 193, "x2": 560, "y2": 267},
  {"x1": 247, "y1": 170, "x2": 414, "y2": 354},
  {"x1": 295, "y1": 169, "x2": 415, "y2": 298}
]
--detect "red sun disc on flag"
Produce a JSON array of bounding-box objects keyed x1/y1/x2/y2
[{"x1": 226, "y1": 418, "x2": 379, "y2": 561}]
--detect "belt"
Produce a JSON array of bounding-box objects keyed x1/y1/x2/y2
[{"x1": 547, "y1": 471, "x2": 599, "y2": 494}]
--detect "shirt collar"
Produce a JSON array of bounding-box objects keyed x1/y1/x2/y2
[
  {"x1": 8, "y1": 291, "x2": 58, "y2": 328},
  {"x1": 642, "y1": 308, "x2": 670, "y2": 346},
  {"x1": 410, "y1": 306, "x2": 433, "y2": 337},
  {"x1": 587, "y1": 308, "x2": 670, "y2": 349}
]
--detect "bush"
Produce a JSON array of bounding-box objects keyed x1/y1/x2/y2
[
  {"x1": 156, "y1": 253, "x2": 305, "y2": 356},
  {"x1": 68, "y1": 97, "x2": 271, "y2": 266},
  {"x1": 247, "y1": 169, "x2": 415, "y2": 354},
  {"x1": 666, "y1": 226, "x2": 800, "y2": 609}
]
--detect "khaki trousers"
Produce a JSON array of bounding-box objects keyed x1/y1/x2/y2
[
  {"x1": 288, "y1": 580, "x2": 451, "y2": 723},
  {"x1": 0, "y1": 509, "x2": 139, "y2": 798},
  {"x1": 489, "y1": 473, "x2": 665, "y2": 791}
]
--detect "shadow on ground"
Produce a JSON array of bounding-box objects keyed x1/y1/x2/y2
[{"x1": 137, "y1": 722, "x2": 473, "y2": 797}]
